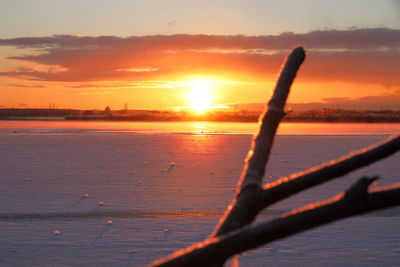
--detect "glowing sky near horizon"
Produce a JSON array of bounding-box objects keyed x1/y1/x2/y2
[{"x1": 0, "y1": 0, "x2": 399, "y2": 110}]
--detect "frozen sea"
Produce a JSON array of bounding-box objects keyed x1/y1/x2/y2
[{"x1": 0, "y1": 121, "x2": 399, "y2": 266}]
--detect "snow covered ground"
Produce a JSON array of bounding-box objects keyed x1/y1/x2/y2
[{"x1": 0, "y1": 122, "x2": 399, "y2": 266}]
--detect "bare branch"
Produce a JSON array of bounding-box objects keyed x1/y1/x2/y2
[
  {"x1": 261, "y1": 135, "x2": 400, "y2": 205},
  {"x1": 212, "y1": 47, "x2": 305, "y2": 237},
  {"x1": 213, "y1": 135, "x2": 400, "y2": 239},
  {"x1": 148, "y1": 178, "x2": 400, "y2": 267},
  {"x1": 240, "y1": 46, "x2": 305, "y2": 189},
  {"x1": 146, "y1": 47, "x2": 400, "y2": 267}
]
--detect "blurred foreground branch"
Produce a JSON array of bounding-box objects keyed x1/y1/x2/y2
[
  {"x1": 148, "y1": 47, "x2": 400, "y2": 267},
  {"x1": 150, "y1": 177, "x2": 400, "y2": 266}
]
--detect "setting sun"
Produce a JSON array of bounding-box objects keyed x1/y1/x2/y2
[{"x1": 187, "y1": 80, "x2": 214, "y2": 113}]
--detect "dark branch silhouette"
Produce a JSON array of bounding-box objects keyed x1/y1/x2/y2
[
  {"x1": 148, "y1": 47, "x2": 400, "y2": 267},
  {"x1": 150, "y1": 177, "x2": 400, "y2": 267},
  {"x1": 212, "y1": 47, "x2": 305, "y2": 238}
]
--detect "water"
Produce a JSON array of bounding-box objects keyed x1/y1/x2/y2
[
  {"x1": 1, "y1": 120, "x2": 400, "y2": 135},
  {"x1": 1, "y1": 120, "x2": 399, "y2": 266},
  {"x1": 2, "y1": 120, "x2": 400, "y2": 135}
]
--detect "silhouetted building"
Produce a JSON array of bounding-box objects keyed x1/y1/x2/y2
[{"x1": 104, "y1": 106, "x2": 111, "y2": 115}]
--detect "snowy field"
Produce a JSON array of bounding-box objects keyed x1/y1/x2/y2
[{"x1": 0, "y1": 121, "x2": 399, "y2": 266}]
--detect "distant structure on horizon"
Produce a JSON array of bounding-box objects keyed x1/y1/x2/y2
[{"x1": 104, "y1": 106, "x2": 111, "y2": 115}]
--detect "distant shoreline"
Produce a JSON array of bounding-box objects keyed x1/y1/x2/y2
[
  {"x1": 64, "y1": 116, "x2": 400, "y2": 123},
  {"x1": 2, "y1": 116, "x2": 400, "y2": 123},
  {"x1": 1, "y1": 108, "x2": 400, "y2": 123}
]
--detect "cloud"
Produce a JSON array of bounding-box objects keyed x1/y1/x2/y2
[
  {"x1": 0, "y1": 28, "x2": 399, "y2": 86},
  {"x1": 64, "y1": 83, "x2": 133, "y2": 88},
  {"x1": 1, "y1": 28, "x2": 398, "y2": 50},
  {"x1": 322, "y1": 92, "x2": 400, "y2": 109},
  {"x1": 8, "y1": 83, "x2": 46, "y2": 88},
  {"x1": 286, "y1": 91, "x2": 400, "y2": 110}
]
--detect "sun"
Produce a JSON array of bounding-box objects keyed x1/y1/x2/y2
[{"x1": 187, "y1": 80, "x2": 214, "y2": 113}]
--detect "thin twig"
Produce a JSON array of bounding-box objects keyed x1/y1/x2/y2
[{"x1": 149, "y1": 177, "x2": 400, "y2": 267}]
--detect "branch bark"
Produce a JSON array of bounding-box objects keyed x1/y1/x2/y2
[
  {"x1": 149, "y1": 177, "x2": 400, "y2": 267},
  {"x1": 212, "y1": 47, "x2": 305, "y2": 238},
  {"x1": 260, "y1": 135, "x2": 400, "y2": 205},
  {"x1": 212, "y1": 134, "x2": 400, "y2": 243},
  {"x1": 239, "y1": 46, "x2": 306, "y2": 189},
  {"x1": 147, "y1": 47, "x2": 400, "y2": 267}
]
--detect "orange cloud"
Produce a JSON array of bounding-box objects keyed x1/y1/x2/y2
[{"x1": 0, "y1": 28, "x2": 399, "y2": 87}]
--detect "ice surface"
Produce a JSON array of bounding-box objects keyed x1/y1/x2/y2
[{"x1": 0, "y1": 128, "x2": 399, "y2": 266}]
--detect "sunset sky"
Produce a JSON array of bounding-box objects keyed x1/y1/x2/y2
[{"x1": 0, "y1": 0, "x2": 399, "y2": 110}]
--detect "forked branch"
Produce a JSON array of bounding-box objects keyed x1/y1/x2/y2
[
  {"x1": 147, "y1": 47, "x2": 400, "y2": 267},
  {"x1": 150, "y1": 177, "x2": 400, "y2": 266}
]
